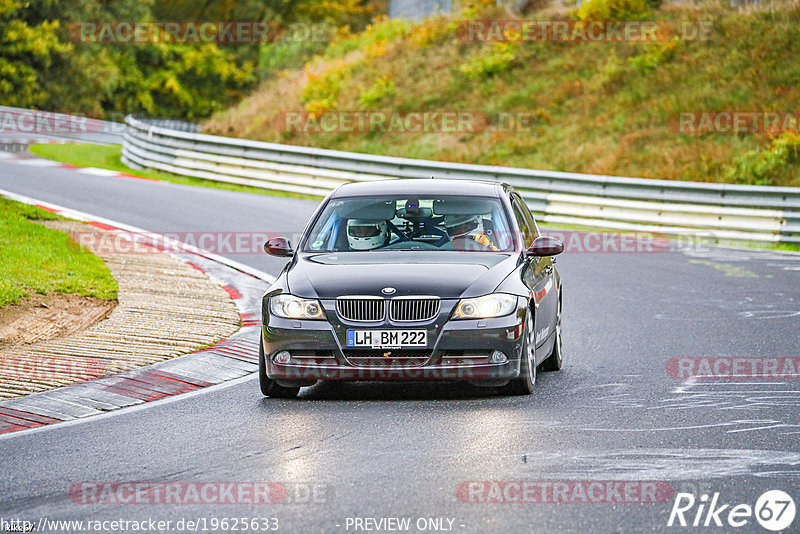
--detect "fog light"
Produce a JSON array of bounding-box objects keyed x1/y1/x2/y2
[
  {"x1": 273, "y1": 351, "x2": 291, "y2": 364},
  {"x1": 490, "y1": 351, "x2": 507, "y2": 363}
]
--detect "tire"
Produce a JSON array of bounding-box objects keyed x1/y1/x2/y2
[
  {"x1": 259, "y1": 338, "x2": 300, "y2": 399},
  {"x1": 501, "y1": 309, "x2": 536, "y2": 395},
  {"x1": 539, "y1": 298, "x2": 562, "y2": 372}
]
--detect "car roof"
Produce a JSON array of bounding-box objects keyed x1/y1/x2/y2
[{"x1": 330, "y1": 179, "x2": 507, "y2": 198}]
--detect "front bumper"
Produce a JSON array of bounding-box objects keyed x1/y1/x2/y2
[{"x1": 262, "y1": 297, "x2": 527, "y2": 382}]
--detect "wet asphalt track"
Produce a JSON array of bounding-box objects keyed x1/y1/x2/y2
[{"x1": 1, "y1": 158, "x2": 799, "y2": 533}]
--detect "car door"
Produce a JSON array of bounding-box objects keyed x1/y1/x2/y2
[{"x1": 511, "y1": 193, "x2": 558, "y2": 356}]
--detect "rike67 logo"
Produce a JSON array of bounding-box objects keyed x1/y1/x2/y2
[{"x1": 668, "y1": 490, "x2": 795, "y2": 531}]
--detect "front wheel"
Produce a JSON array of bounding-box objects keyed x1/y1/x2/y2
[
  {"x1": 259, "y1": 338, "x2": 300, "y2": 399},
  {"x1": 501, "y1": 310, "x2": 536, "y2": 395}
]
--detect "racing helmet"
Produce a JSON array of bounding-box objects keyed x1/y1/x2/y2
[
  {"x1": 445, "y1": 214, "x2": 483, "y2": 237},
  {"x1": 347, "y1": 219, "x2": 388, "y2": 250}
]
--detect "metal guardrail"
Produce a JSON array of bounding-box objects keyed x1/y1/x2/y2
[
  {"x1": 388, "y1": 0, "x2": 453, "y2": 20},
  {"x1": 123, "y1": 115, "x2": 800, "y2": 243}
]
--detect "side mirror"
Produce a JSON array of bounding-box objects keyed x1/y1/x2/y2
[
  {"x1": 526, "y1": 236, "x2": 564, "y2": 257},
  {"x1": 264, "y1": 236, "x2": 294, "y2": 257}
]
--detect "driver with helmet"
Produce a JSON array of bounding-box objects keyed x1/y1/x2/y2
[
  {"x1": 444, "y1": 214, "x2": 499, "y2": 251},
  {"x1": 347, "y1": 219, "x2": 389, "y2": 250}
]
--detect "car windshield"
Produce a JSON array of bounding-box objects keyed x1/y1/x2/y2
[{"x1": 303, "y1": 195, "x2": 515, "y2": 252}]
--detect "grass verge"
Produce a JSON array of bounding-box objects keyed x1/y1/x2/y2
[
  {"x1": 29, "y1": 143, "x2": 322, "y2": 201},
  {"x1": 0, "y1": 198, "x2": 118, "y2": 307}
]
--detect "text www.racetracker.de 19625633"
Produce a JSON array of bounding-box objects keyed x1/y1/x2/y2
[{"x1": 0, "y1": 517, "x2": 280, "y2": 532}]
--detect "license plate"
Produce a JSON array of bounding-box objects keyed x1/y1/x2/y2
[{"x1": 346, "y1": 329, "x2": 427, "y2": 348}]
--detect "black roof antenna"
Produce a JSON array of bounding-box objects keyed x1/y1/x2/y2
[{"x1": 431, "y1": 175, "x2": 435, "y2": 179}]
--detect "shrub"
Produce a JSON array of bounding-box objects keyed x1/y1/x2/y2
[
  {"x1": 409, "y1": 16, "x2": 458, "y2": 47},
  {"x1": 324, "y1": 16, "x2": 411, "y2": 59},
  {"x1": 628, "y1": 40, "x2": 679, "y2": 73},
  {"x1": 110, "y1": 43, "x2": 255, "y2": 120},
  {"x1": 359, "y1": 75, "x2": 396, "y2": 108},
  {"x1": 459, "y1": 42, "x2": 516, "y2": 79},
  {"x1": 302, "y1": 60, "x2": 351, "y2": 117},
  {"x1": 0, "y1": 17, "x2": 71, "y2": 108},
  {"x1": 575, "y1": 0, "x2": 650, "y2": 21},
  {"x1": 726, "y1": 129, "x2": 800, "y2": 185},
  {"x1": 259, "y1": 39, "x2": 328, "y2": 76}
]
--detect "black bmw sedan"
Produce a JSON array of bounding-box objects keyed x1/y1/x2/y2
[{"x1": 260, "y1": 179, "x2": 564, "y2": 398}]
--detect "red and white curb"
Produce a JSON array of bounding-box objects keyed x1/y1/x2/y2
[{"x1": 0, "y1": 189, "x2": 275, "y2": 435}]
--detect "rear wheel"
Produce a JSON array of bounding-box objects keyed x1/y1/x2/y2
[
  {"x1": 540, "y1": 299, "x2": 562, "y2": 372},
  {"x1": 501, "y1": 310, "x2": 536, "y2": 395},
  {"x1": 259, "y1": 338, "x2": 300, "y2": 399}
]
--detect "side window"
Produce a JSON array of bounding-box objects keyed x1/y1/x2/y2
[
  {"x1": 511, "y1": 199, "x2": 534, "y2": 248},
  {"x1": 513, "y1": 193, "x2": 540, "y2": 240}
]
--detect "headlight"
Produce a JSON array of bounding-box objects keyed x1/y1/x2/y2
[
  {"x1": 453, "y1": 293, "x2": 517, "y2": 319},
  {"x1": 269, "y1": 294, "x2": 325, "y2": 319}
]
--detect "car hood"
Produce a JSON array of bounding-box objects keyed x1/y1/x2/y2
[{"x1": 287, "y1": 251, "x2": 519, "y2": 299}]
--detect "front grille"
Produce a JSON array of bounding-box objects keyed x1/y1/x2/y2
[
  {"x1": 343, "y1": 349, "x2": 431, "y2": 368},
  {"x1": 389, "y1": 298, "x2": 440, "y2": 322},
  {"x1": 336, "y1": 297, "x2": 386, "y2": 322}
]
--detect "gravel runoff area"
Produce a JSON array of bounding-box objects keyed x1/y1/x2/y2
[{"x1": 0, "y1": 220, "x2": 241, "y2": 399}]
